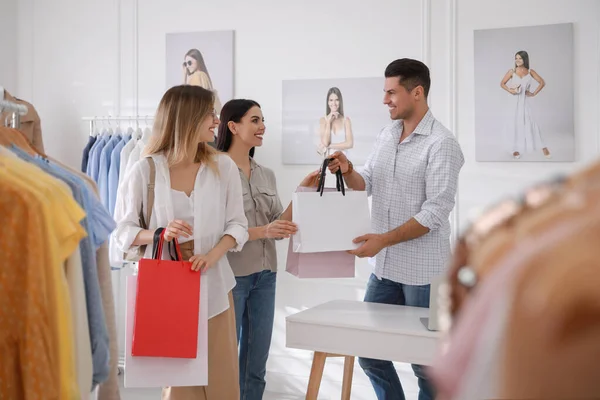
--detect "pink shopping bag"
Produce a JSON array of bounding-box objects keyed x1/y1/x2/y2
[{"x1": 285, "y1": 239, "x2": 356, "y2": 278}]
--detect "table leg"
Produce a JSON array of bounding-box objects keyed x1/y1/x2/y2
[
  {"x1": 306, "y1": 351, "x2": 327, "y2": 400},
  {"x1": 341, "y1": 356, "x2": 354, "y2": 400}
]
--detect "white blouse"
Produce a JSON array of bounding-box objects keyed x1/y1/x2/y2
[
  {"x1": 170, "y1": 189, "x2": 194, "y2": 244},
  {"x1": 112, "y1": 153, "x2": 249, "y2": 319}
]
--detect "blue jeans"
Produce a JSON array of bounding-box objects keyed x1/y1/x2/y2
[
  {"x1": 358, "y1": 274, "x2": 436, "y2": 400},
  {"x1": 232, "y1": 270, "x2": 277, "y2": 400}
]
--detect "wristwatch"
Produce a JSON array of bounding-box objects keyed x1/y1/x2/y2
[{"x1": 343, "y1": 160, "x2": 354, "y2": 176}]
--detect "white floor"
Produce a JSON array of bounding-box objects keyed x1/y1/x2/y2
[{"x1": 117, "y1": 360, "x2": 419, "y2": 400}]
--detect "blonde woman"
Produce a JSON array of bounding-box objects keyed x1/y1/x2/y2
[
  {"x1": 113, "y1": 85, "x2": 248, "y2": 399},
  {"x1": 183, "y1": 48, "x2": 223, "y2": 113}
]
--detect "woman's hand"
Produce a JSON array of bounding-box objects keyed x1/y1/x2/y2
[
  {"x1": 300, "y1": 170, "x2": 320, "y2": 187},
  {"x1": 326, "y1": 112, "x2": 339, "y2": 123},
  {"x1": 525, "y1": 90, "x2": 535, "y2": 97},
  {"x1": 265, "y1": 220, "x2": 298, "y2": 239},
  {"x1": 189, "y1": 252, "x2": 219, "y2": 272},
  {"x1": 164, "y1": 220, "x2": 193, "y2": 242},
  {"x1": 508, "y1": 84, "x2": 521, "y2": 95}
]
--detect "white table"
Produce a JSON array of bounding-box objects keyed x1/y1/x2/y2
[{"x1": 286, "y1": 300, "x2": 440, "y2": 399}]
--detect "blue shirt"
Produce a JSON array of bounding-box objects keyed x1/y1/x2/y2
[
  {"x1": 81, "y1": 135, "x2": 97, "y2": 173},
  {"x1": 97, "y1": 135, "x2": 122, "y2": 209},
  {"x1": 10, "y1": 145, "x2": 113, "y2": 388},
  {"x1": 107, "y1": 135, "x2": 131, "y2": 215},
  {"x1": 87, "y1": 135, "x2": 109, "y2": 181}
]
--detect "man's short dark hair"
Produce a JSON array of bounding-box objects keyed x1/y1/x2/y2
[{"x1": 384, "y1": 58, "x2": 431, "y2": 98}]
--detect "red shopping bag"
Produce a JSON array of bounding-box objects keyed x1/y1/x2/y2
[{"x1": 132, "y1": 229, "x2": 201, "y2": 358}]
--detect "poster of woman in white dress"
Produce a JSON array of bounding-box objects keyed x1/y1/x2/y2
[
  {"x1": 474, "y1": 23, "x2": 574, "y2": 162},
  {"x1": 282, "y1": 77, "x2": 389, "y2": 165},
  {"x1": 500, "y1": 51, "x2": 551, "y2": 159}
]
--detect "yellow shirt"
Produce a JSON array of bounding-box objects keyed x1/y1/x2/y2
[{"x1": 0, "y1": 154, "x2": 87, "y2": 399}]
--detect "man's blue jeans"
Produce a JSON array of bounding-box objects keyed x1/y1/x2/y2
[
  {"x1": 359, "y1": 274, "x2": 436, "y2": 400},
  {"x1": 232, "y1": 270, "x2": 277, "y2": 400}
]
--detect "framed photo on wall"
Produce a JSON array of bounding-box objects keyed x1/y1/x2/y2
[
  {"x1": 282, "y1": 77, "x2": 390, "y2": 166},
  {"x1": 473, "y1": 23, "x2": 574, "y2": 162},
  {"x1": 165, "y1": 30, "x2": 234, "y2": 114}
]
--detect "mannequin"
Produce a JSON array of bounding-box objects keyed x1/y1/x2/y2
[{"x1": 0, "y1": 87, "x2": 45, "y2": 153}]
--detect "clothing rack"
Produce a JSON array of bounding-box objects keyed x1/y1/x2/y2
[
  {"x1": 82, "y1": 115, "x2": 154, "y2": 136},
  {"x1": 0, "y1": 99, "x2": 28, "y2": 129}
]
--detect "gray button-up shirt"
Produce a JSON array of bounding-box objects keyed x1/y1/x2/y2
[
  {"x1": 227, "y1": 158, "x2": 284, "y2": 277},
  {"x1": 359, "y1": 110, "x2": 464, "y2": 285}
]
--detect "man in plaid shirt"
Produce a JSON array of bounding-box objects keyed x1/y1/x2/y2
[{"x1": 328, "y1": 58, "x2": 464, "y2": 400}]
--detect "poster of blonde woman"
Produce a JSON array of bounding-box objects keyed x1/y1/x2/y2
[
  {"x1": 165, "y1": 30, "x2": 234, "y2": 114},
  {"x1": 282, "y1": 77, "x2": 389, "y2": 165},
  {"x1": 474, "y1": 23, "x2": 574, "y2": 162}
]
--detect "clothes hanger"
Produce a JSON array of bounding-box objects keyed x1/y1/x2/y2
[
  {"x1": 142, "y1": 115, "x2": 152, "y2": 141},
  {"x1": 114, "y1": 117, "x2": 122, "y2": 137},
  {"x1": 103, "y1": 116, "x2": 113, "y2": 136},
  {"x1": 134, "y1": 116, "x2": 143, "y2": 140},
  {"x1": 126, "y1": 118, "x2": 134, "y2": 137}
]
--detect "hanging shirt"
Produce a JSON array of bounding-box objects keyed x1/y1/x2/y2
[
  {"x1": 0, "y1": 153, "x2": 87, "y2": 399},
  {"x1": 118, "y1": 134, "x2": 138, "y2": 187},
  {"x1": 87, "y1": 135, "x2": 109, "y2": 181},
  {"x1": 108, "y1": 134, "x2": 131, "y2": 215},
  {"x1": 98, "y1": 134, "x2": 122, "y2": 209},
  {"x1": 81, "y1": 135, "x2": 97, "y2": 172},
  {"x1": 124, "y1": 137, "x2": 146, "y2": 177},
  {"x1": 10, "y1": 146, "x2": 112, "y2": 387},
  {"x1": 0, "y1": 162, "x2": 60, "y2": 400}
]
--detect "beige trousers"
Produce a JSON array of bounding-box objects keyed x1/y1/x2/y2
[{"x1": 161, "y1": 242, "x2": 240, "y2": 400}]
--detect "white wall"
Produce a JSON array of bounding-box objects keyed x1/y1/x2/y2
[
  {"x1": 0, "y1": 0, "x2": 18, "y2": 93},
  {"x1": 12, "y1": 0, "x2": 600, "y2": 399}
]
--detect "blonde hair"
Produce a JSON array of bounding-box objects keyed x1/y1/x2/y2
[{"x1": 145, "y1": 85, "x2": 218, "y2": 171}]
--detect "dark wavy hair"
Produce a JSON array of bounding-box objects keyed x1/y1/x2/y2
[{"x1": 216, "y1": 99, "x2": 261, "y2": 158}]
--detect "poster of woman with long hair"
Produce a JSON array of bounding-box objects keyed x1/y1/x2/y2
[
  {"x1": 282, "y1": 77, "x2": 389, "y2": 165},
  {"x1": 474, "y1": 23, "x2": 574, "y2": 162},
  {"x1": 166, "y1": 30, "x2": 234, "y2": 115}
]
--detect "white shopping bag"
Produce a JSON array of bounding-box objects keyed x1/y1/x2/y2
[
  {"x1": 292, "y1": 188, "x2": 371, "y2": 253},
  {"x1": 124, "y1": 275, "x2": 208, "y2": 387}
]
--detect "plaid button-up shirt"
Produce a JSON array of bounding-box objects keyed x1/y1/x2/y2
[{"x1": 359, "y1": 110, "x2": 464, "y2": 285}]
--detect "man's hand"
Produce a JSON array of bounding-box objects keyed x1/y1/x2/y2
[
  {"x1": 327, "y1": 151, "x2": 350, "y2": 175},
  {"x1": 348, "y1": 234, "x2": 387, "y2": 258}
]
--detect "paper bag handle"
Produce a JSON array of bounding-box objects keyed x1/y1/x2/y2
[
  {"x1": 152, "y1": 228, "x2": 184, "y2": 261},
  {"x1": 318, "y1": 158, "x2": 346, "y2": 197}
]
